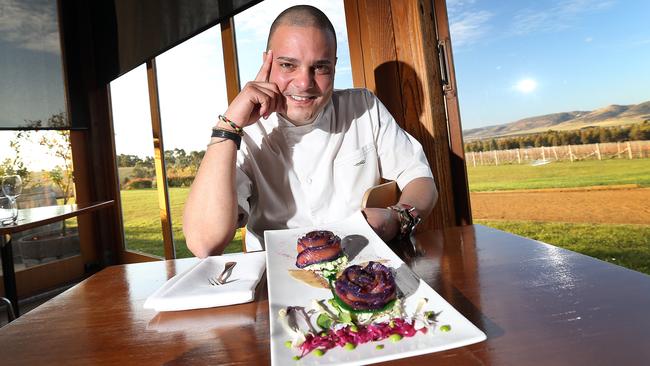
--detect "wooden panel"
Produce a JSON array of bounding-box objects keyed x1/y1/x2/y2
[
  {"x1": 343, "y1": 0, "x2": 366, "y2": 87},
  {"x1": 146, "y1": 59, "x2": 175, "y2": 260},
  {"x1": 60, "y1": 0, "x2": 124, "y2": 267},
  {"x1": 221, "y1": 18, "x2": 242, "y2": 103},
  {"x1": 351, "y1": 0, "x2": 405, "y2": 123},
  {"x1": 390, "y1": 0, "x2": 455, "y2": 229},
  {"x1": 122, "y1": 250, "x2": 161, "y2": 263},
  {"x1": 344, "y1": 0, "x2": 457, "y2": 229},
  {"x1": 432, "y1": 0, "x2": 472, "y2": 225},
  {"x1": 70, "y1": 131, "x2": 99, "y2": 264},
  {"x1": 0, "y1": 255, "x2": 84, "y2": 299}
]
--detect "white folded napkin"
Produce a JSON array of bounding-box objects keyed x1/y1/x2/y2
[{"x1": 144, "y1": 251, "x2": 266, "y2": 312}]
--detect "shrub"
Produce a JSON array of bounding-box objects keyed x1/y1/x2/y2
[
  {"x1": 167, "y1": 176, "x2": 195, "y2": 187},
  {"x1": 124, "y1": 178, "x2": 153, "y2": 189}
]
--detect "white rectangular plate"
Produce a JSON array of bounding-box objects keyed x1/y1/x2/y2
[{"x1": 264, "y1": 211, "x2": 486, "y2": 366}]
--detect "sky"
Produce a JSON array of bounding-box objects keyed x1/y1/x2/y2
[
  {"x1": 2, "y1": 0, "x2": 650, "y2": 169},
  {"x1": 447, "y1": 0, "x2": 650, "y2": 130}
]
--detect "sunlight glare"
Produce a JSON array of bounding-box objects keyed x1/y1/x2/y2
[{"x1": 515, "y1": 78, "x2": 537, "y2": 93}]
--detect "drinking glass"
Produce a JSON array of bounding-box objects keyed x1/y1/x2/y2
[{"x1": 1, "y1": 175, "x2": 22, "y2": 224}]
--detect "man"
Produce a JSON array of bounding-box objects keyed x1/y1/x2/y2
[{"x1": 184, "y1": 5, "x2": 437, "y2": 257}]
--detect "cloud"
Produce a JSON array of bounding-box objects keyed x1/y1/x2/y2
[
  {"x1": 446, "y1": 0, "x2": 477, "y2": 18},
  {"x1": 511, "y1": 0, "x2": 615, "y2": 35},
  {"x1": 449, "y1": 10, "x2": 493, "y2": 48},
  {"x1": 0, "y1": 0, "x2": 60, "y2": 54}
]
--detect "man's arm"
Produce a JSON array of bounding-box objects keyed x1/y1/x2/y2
[
  {"x1": 362, "y1": 177, "x2": 437, "y2": 241},
  {"x1": 183, "y1": 51, "x2": 284, "y2": 257}
]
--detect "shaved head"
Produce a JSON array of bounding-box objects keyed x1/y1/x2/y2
[{"x1": 267, "y1": 5, "x2": 337, "y2": 52}]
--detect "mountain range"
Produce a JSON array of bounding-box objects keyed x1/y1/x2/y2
[{"x1": 463, "y1": 100, "x2": 650, "y2": 141}]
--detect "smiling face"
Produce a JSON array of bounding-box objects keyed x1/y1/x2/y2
[{"x1": 268, "y1": 25, "x2": 337, "y2": 125}]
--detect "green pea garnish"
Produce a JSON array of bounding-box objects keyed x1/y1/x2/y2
[
  {"x1": 389, "y1": 334, "x2": 403, "y2": 342},
  {"x1": 376, "y1": 344, "x2": 384, "y2": 350},
  {"x1": 292, "y1": 355, "x2": 300, "y2": 361},
  {"x1": 440, "y1": 324, "x2": 451, "y2": 332},
  {"x1": 284, "y1": 340, "x2": 292, "y2": 348},
  {"x1": 313, "y1": 349, "x2": 325, "y2": 357},
  {"x1": 344, "y1": 342, "x2": 356, "y2": 350}
]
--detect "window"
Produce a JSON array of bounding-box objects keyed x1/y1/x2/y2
[
  {"x1": 110, "y1": 65, "x2": 166, "y2": 257},
  {"x1": 156, "y1": 26, "x2": 232, "y2": 258},
  {"x1": 450, "y1": 0, "x2": 650, "y2": 274},
  {"x1": 0, "y1": 0, "x2": 81, "y2": 294}
]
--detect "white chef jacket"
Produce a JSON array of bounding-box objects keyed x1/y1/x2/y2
[{"x1": 236, "y1": 88, "x2": 434, "y2": 251}]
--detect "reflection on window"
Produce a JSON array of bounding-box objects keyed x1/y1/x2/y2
[
  {"x1": 110, "y1": 65, "x2": 165, "y2": 257},
  {"x1": 0, "y1": 0, "x2": 67, "y2": 128},
  {"x1": 0, "y1": 128, "x2": 78, "y2": 269},
  {"x1": 156, "y1": 25, "x2": 235, "y2": 257},
  {"x1": 234, "y1": 0, "x2": 354, "y2": 90}
]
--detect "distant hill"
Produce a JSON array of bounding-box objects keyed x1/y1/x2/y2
[{"x1": 463, "y1": 101, "x2": 650, "y2": 140}]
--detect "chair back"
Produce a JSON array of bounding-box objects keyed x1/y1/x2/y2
[{"x1": 361, "y1": 181, "x2": 400, "y2": 208}]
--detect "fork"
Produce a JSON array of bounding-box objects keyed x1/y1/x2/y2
[{"x1": 209, "y1": 261, "x2": 237, "y2": 286}]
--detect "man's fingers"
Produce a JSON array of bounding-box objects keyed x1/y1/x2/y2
[{"x1": 254, "y1": 50, "x2": 273, "y2": 82}]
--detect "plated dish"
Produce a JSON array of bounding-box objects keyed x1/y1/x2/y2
[{"x1": 264, "y1": 211, "x2": 486, "y2": 366}]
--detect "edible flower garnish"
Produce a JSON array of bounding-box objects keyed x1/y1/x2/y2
[{"x1": 280, "y1": 296, "x2": 447, "y2": 359}]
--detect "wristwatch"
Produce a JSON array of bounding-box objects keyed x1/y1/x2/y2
[{"x1": 388, "y1": 203, "x2": 421, "y2": 238}]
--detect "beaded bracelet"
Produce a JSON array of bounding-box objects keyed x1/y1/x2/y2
[{"x1": 218, "y1": 115, "x2": 244, "y2": 136}]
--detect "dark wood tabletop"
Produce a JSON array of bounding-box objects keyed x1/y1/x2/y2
[
  {"x1": 0, "y1": 201, "x2": 115, "y2": 317},
  {"x1": 1, "y1": 224, "x2": 649, "y2": 365},
  {"x1": 0, "y1": 201, "x2": 114, "y2": 234}
]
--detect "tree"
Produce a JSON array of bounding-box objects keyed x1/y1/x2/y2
[
  {"x1": 1, "y1": 131, "x2": 32, "y2": 184},
  {"x1": 26, "y1": 112, "x2": 75, "y2": 235}
]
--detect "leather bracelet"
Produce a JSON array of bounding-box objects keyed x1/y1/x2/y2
[{"x1": 211, "y1": 128, "x2": 241, "y2": 149}]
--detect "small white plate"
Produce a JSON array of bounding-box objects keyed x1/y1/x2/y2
[{"x1": 264, "y1": 211, "x2": 486, "y2": 366}]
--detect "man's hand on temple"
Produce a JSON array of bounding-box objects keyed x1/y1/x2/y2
[{"x1": 223, "y1": 50, "x2": 287, "y2": 127}]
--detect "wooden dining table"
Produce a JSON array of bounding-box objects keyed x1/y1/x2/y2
[
  {"x1": 1, "y1": 224, "x2": 649, "y2": 365},
  {"x1": 0, "y1": 201, "x2": 114, "y2": 317}
]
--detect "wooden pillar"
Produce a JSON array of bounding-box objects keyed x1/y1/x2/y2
[
  {"x1": 344, "y1": 0, "x2": 464, "y2": 229},
  {"x1": 146, "y1": 60, "x2": 175, "y2": 259},
  {"x1": 61, "y1": 0, "x2": 123, "y2": 268}
]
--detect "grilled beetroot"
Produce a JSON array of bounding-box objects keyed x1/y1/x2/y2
[
  {"x1": 334, "y1": 262, "x2": 396, "y2": 311},
  {"x1": 296, "y1": 231, "x2": 344, "y2": 269}
]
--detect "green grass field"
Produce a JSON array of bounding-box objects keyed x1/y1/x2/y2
[
  {"x1": 120, "y1": 187, "x2": 241, "y2": 258},
  {"x1": 467, "y1": 159, "x2": 650, "y2": 191},
  {"x1": 467, "y1": 158, "x2": 650, "y2": 275},
  {"x1": 115, "y1": 158, "x2": 650, "y2": 275}
]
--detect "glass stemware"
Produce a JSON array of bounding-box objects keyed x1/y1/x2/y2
[{"x1": 1, "y1": 175, "x2": 22, "y2": 224}]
